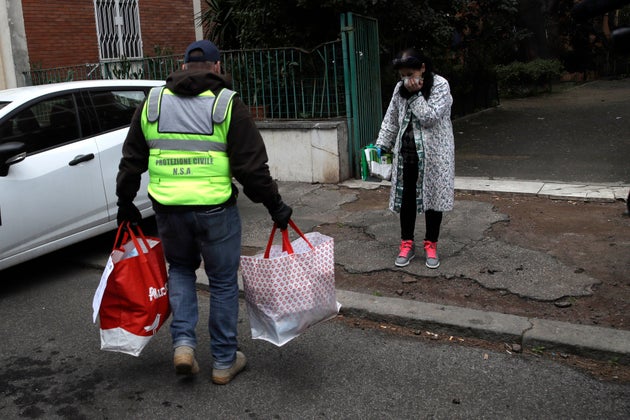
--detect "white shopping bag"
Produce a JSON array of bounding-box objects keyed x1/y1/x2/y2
[{"x1": 240, "y1": 220, "x2": 340, "y2": 346}]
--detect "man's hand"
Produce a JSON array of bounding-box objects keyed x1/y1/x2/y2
[
  {"x1": 270, "y1": 201, "x2": 293, "y2": 230},
  {"x1": 117, "y1": 202, "x2": 142, "y2": 226}
]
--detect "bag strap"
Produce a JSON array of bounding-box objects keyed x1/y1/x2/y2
[
  {"x1": 113, "y1": 222, "x2": 152, "y2": 263},
  {"x1": 263, "y1": 219, "x2": 313, "y2": 258},
  {"x1": 112, "y1": 223, "x2": 127, "y2": 251}
]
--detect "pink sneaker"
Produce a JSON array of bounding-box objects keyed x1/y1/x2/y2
[
  {"x1": 423, "y1": 240, "x2": 440, "y2": 269},
  {"x1": 395, "y1": 240, "x2": 415, "y2": 267}
]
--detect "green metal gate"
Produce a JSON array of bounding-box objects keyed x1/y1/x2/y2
[{"x1": 341, "y1": 12, "x2": 383, "y2": 178}]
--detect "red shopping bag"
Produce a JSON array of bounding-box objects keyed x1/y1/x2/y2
[
  {"x1": 93, "y1": 222, "x2": 170, "y2": 356},
  {"x1": 240, "y1": 220, "x2": 340, "y2": 346}
]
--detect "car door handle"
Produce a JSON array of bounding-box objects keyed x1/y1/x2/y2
[{"x1": 68, "y1": 153, "x2": 95, "y2": 166}]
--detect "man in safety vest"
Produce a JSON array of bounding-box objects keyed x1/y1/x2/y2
[{"x1": 115, "y1": 40, "x2": 292, "y2": 384}]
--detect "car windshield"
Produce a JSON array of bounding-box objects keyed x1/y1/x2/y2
[{"x1": 0, "y1": 102, "x2": 9, "y2": 111}]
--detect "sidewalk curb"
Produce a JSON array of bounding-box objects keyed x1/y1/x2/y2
[
  {"x1": 341, "y1": 177, "x2": 630, "y2": 203},
  {"x1": 188, "y1": 273, "x2": 630, "y2": 366},
  {"x1": 454, "y1": 177, "x2": 629, "y2": 202},
  {"x1": 336, "y1": 289, "x2": 630, "y2": 365}
]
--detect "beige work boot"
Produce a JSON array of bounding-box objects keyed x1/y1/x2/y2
[
  {"x1": 173, "y1": 345, "x2": 199, "y2": 375},
  {"x1": 212, "y1": 351, "x2": 247, "y2": 385}
]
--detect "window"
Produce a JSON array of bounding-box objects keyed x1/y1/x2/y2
[
  {"x1": 0, "y1": 95, "x2": 81, "y2": 154},
  {"x1": 89, "y1": 89, "x2": 146, "y2": 132},
  {"x1": 94, "y1": 0, "x2": 143, "y2": 61}
]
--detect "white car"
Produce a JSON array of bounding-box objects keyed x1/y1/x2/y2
[{"x1": 0, "y1": 79, "x2": 164, "y2": 270}]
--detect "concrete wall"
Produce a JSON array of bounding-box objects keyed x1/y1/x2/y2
[{"x1": 257, "y1": 120, "x2": 351, "y2": 183}]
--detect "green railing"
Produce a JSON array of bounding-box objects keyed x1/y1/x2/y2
[
  {"x1": 24, "y1": 55, "x2": 183, "y2": 85},
  {"x1": 222, "y1": 42, "x2": 345, "y2": 119},
  {"x1": 23, "y1": 41, "x2": 346, "y2": 120}
]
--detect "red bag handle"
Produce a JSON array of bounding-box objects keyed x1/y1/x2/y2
[
  {"x1": 113, "y1": 222, "x2": 152, "y2": 263},
  {"x1": 112, "y1": 222, "x2": 127, "y2": 250},
  {"x1": 263, "y1": 219, "x2": 314, "y2": 259}
]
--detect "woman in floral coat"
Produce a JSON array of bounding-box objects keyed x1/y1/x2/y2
[{"x1": 375, "y1": 48, "x2": 455, "y2": 269}]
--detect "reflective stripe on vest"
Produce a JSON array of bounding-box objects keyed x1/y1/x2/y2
[
  {"x1": 213, "y1": 88, "x2": 237, "y2": 124},
  {"x1": 147, "y1": 86, "x2": 236, "y2": 127},
  {"x1": 147, "y1": 87, "x2": 162, "y2": 123},
  {"x1": 141, "y1": 87, "x2": 235, "y2": 206},
  {"x1": 146, "y1": 138, "x2": 227, "y2": 152}
]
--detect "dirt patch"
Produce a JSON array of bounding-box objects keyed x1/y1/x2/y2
[
  {"x1": 334, "y1": 315, "x2": 630, "y2": 384},
  {"x1": 316, "y1": 187, "x2": 630, "y2": 331}
]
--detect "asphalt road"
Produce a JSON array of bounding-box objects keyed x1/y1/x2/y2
[
  {"x1": 453, "y1": 79, "x2": 630, "y2": 184},
  {"x1": 1, "y1": 243, "x2": 629, "y2": 419}
]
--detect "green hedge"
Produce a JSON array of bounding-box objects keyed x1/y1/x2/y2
[{"x1": 495, "y1": 59, "x2": 564, "y2": 97}]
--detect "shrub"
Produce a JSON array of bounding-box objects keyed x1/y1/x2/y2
[{"x1": 495, "y1": 59, "x2": 564, "y2": 97}]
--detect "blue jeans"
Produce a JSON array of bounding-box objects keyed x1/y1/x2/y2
[{"x1": 155, "y1": 205, "x2": 241, "y2": 369}]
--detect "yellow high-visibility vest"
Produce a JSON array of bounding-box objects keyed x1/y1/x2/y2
[{"x1": 141, "y1": 86, "x2": 236, "y2": 205}]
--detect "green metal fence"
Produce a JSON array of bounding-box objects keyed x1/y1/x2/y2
[
  {"x1": 222, "y1": 42, "x2": 346, "y2": 119},
  {"x1": 24, "y1": 55, "x2": 183, "y2": 85},
  {"x1": 341, "y1": 12, "x2": 383, "y2": 177},
  {"x1": 23, "y1": 42, "x2": 347, "y2": 120}
]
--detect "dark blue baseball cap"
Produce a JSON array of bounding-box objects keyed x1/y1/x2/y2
[{"x1": 184, "y1": 40, "x2": 220, "y2": 63}]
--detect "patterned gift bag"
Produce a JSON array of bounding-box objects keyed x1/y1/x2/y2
[{"x1": 240, "y1": 220, "x2": 340, "y2": 346}]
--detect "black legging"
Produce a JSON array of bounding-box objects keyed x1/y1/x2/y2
[{"x1": 400, "y1": 161, "x2": 442, "y2": 242}]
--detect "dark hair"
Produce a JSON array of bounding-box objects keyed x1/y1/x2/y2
[{"x1": 393, "y1": 48, "x2": 434, "y2": 100}]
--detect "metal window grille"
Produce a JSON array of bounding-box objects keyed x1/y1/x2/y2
[{"x1": 94, "y1": 0, "x2": 143, "y2": 61}]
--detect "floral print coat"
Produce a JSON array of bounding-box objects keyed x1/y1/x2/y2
[{"x1": 376, "y1": 74, "x2": 455, "y2": 213}]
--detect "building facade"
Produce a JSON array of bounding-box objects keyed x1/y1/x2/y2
[{"x1": 1, "y1": 0, "x2": 204, "y2": 89}]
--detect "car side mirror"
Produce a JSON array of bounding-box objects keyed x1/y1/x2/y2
[{"x1": 0, "y1": 142, "x2": 27, "y2": 177}]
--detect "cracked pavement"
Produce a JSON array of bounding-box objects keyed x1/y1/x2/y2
[{"x1": 239, "y1": 182, "x2": 600, "y2": 302}]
